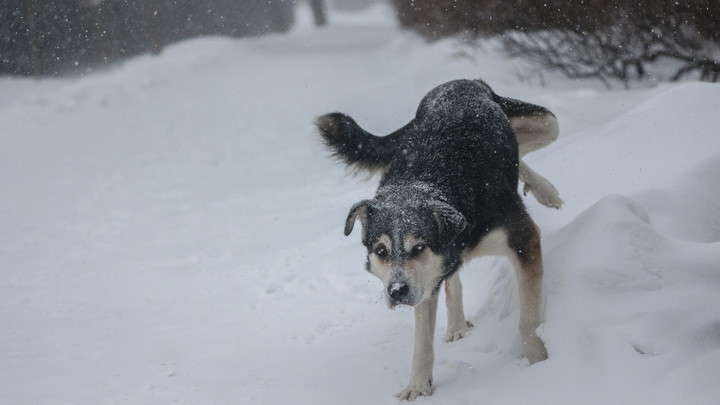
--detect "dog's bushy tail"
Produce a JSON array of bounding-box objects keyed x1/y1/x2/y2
[{"x1": 316, "y1": 113, "x2": 398, "y2": 175}]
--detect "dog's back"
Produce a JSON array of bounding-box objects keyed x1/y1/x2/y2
[
  {"x1": 390, "y1": 80, "x2": 519, "y2": 190},
  {"x1": 414, "y1": 79, "x2": 499, "y2": 126},
  {"x1": 317, "y1": 79, "x2": 523, "y2": 237},
  {"x1": 317, "y1": 80, "x2": 518, "y2": 176}
]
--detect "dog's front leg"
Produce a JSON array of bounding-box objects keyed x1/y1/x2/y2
[
  {"x1": 396, "y1": 292, "x2": 439, "y2": 401},
  {"x1": 444, "y1": 272, "x2": 473, "y2": 342}
]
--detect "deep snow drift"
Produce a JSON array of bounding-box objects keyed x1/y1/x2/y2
[{"x1": 1, "y1": 5, "x2": 719, "y2": 405}]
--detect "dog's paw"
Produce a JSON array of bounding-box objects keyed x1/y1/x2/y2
[
  {"x1": 396, "y1": 380, "x2": 433, "y2": 401},
  {"x1": 523, "y1": 336, "x2": 549, "y2": 364},
  {"x1": 523, "y1": 179, "x2": 563, "y2": 209},
  {"x1": 445, "y1": 320, "x2": 474, "y2": 342}
]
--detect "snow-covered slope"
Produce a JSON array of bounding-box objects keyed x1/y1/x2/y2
[{"x1": 1, "y1": 5, "x2": 719, "y2": 405}]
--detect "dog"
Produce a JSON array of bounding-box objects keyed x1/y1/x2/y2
[{"x1": 316, "y1": 79, "x2": 560, "y2": 400}]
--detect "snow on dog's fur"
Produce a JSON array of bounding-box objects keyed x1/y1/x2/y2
[{"x1": 317, "y1": 79, "x2": 560, "y2": 400}]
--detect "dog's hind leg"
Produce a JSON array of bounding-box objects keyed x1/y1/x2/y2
[
  {"x1": 491, "y1": 91, "x2": 559, "y2": 157},
  {"x1": 506, "y1": 214, "x2": 549, "y2": 364},
  {"x1": 508, "y1": 111, "x2": 558, "y2": 158},
  {"x1": 510, "y1": 109, "x2": 564, "y2": 208},
  {"x1": 513, "y1": 112, "x2": 563, "y2": 208},
  {"x1": 519, "y1": 160, "x2": 563, "y2": 209},
  {"x1": 396, "y1": 292, "x2": 439, "y2": 401},
  {"x1": 494, "y1": 94, "x2": 564, "y2": 208},
  {"x1": 444, "y1": 272, "x2": 473, "y2": 342}
]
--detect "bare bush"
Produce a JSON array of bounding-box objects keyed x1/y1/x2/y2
[
  {"x1": 502, "y1": 3, "x2": 720, "y2": 87},
  {"x1": 391, "y1": 0, "x2": 720, "y2": 86}
]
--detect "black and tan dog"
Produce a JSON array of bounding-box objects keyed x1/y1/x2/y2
[{"x1": 316, "y1": 79, "x2": 560, "y2": 400}]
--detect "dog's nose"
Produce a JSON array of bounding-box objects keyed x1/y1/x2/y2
[{"x1": 388, "y1": 282, "x2": 410, "y2": 302}]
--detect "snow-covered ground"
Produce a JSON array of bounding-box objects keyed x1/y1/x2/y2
[{"x1": 2, "y1": 5, "x2": 719, "y2": 405}]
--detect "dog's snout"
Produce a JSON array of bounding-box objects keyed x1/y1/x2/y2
[{"x1": 388, "y1": 282, "x2": 410, "y2": 301}]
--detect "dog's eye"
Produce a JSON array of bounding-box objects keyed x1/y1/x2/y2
[
  {"x1": 410, "y1": 243, "x2": 426, "y2": 257},
  {"x1": 374, "y1": 245, "x2": 389, "y2": 260}
]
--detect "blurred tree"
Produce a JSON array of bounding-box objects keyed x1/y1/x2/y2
[
  {"x1": 26, "y1": 0, "x2": 39, "y2": 76},
  {"x1": 141, "y1": 0, "x2": 163, "y2": 55},
  {"x1": 310, "y1": 0, "x2": 327, "y2": 26},
  {"x1": 0, "y1": 0, "x2": 296, "y2": 76}
]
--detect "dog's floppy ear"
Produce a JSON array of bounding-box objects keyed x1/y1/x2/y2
[
  {"x1": 345, "y1": 199, "x2": 373, "y2": 236},
  {"x1": 428, "y1": 201, "x2": 467, "y2": 246}
]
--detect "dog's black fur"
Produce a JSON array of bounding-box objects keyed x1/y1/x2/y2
[
  {"x1": 317, "y1": 79, "x2": 554, "y2": 400},
  {"x1": 318, "y1": 79, "x2": 549, "y2": 288}
]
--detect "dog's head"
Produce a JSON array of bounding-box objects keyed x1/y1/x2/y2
[{"x1": 344, "y1": 193, "x2": 467, "y2": 308}]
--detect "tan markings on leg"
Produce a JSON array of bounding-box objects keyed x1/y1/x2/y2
[
  {"x1": 396, "y1": 291, "x2": 439, "y2": 401},
  {"x1": 507, "y1": 217, "x2": 548, "y2": 364},
  {"x1": 519, "y1": 159, "x2": 563, "y2": 209},
  {"x1": 510, "y1": 113, "x2": 559, "y2": 158},
  {"x1": 444, "y1": 272, "x2": 473, "y2": 342},
  {"x1": 511, "y1": 113, "x2": 563, "y2": 208}
]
